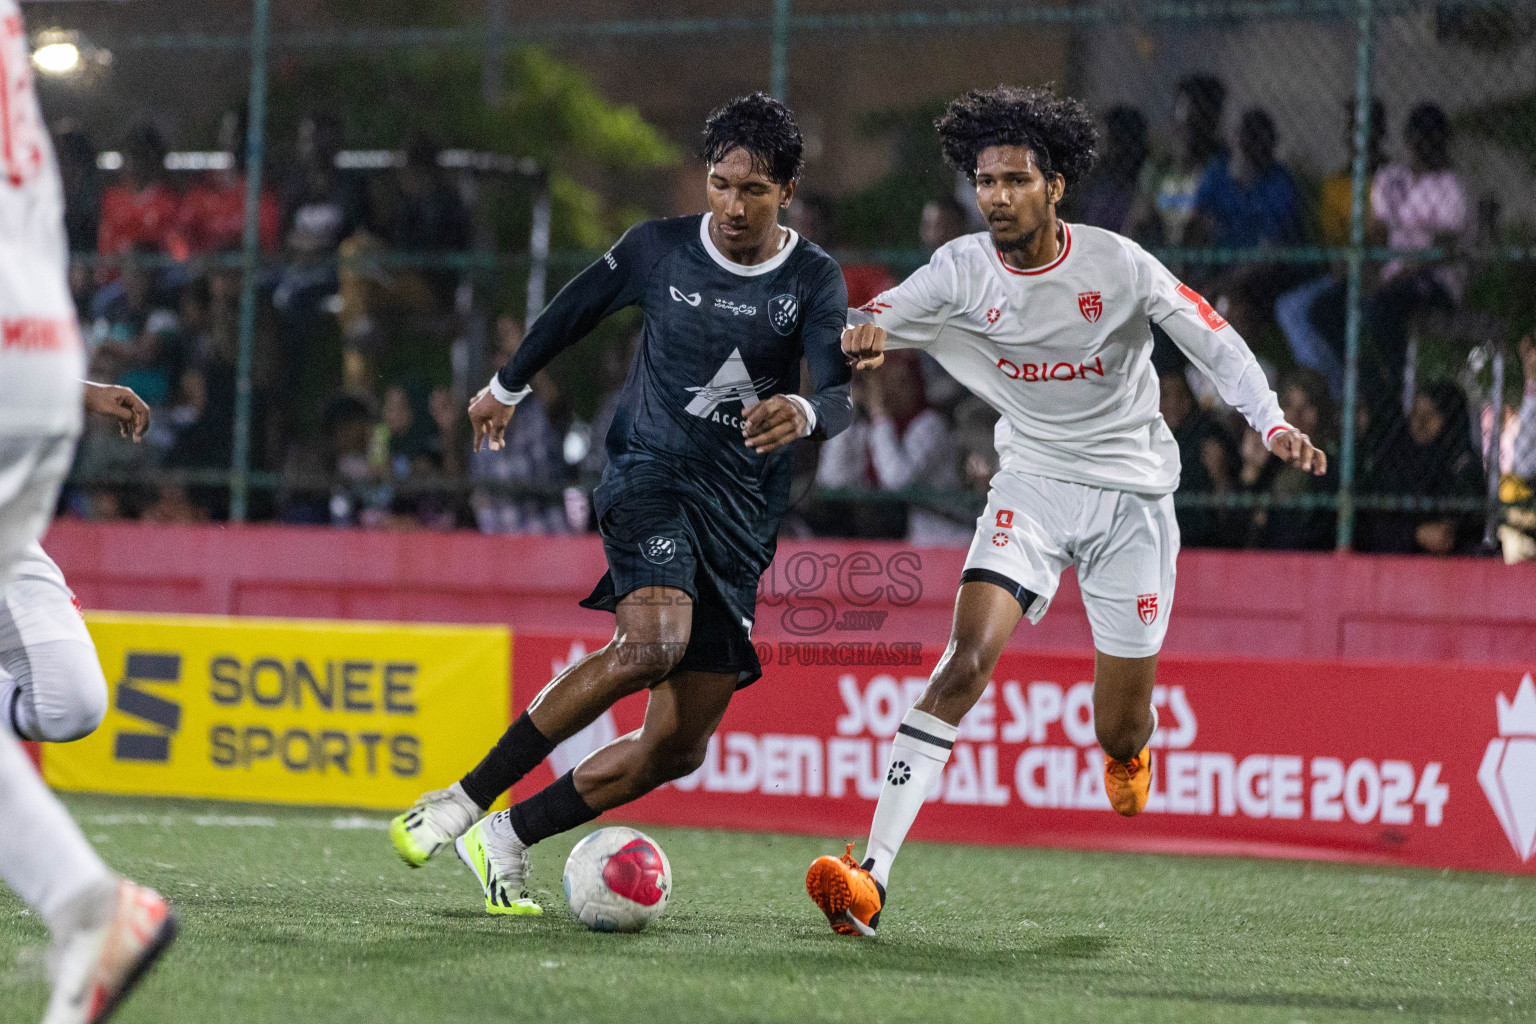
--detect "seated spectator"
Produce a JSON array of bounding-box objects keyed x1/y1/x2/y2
[
  {"x1": 919, "y1": 196, "x2": 969, "y2": 253},
  {"x1": 1498, "y1": 335, "x2": 1536, "y2": 562},
  {"x1": 1237, "y1": 369, "x2": 1338, "y2": 550},
  {"x1": 1356, "y1": 380, "x2": 1483, "y2": 555},
  {"x1": 178, "y1": 106, "x2": 281, "y2": 256},
  {"x1": 98, "y1": 120, "x2": 183, "y2": 266},
  {"x1": 163, "y1": 365, "x2": 239, "y2": 520},
  {"x1": 1363, "y1": 103, "x2": 1473, "y2": 412},
  {"x1": 1070, "y1": 105, "x2": 1148, "y2": 235},
  {"x1": 87, "y1": 244, "x2": 182, "y2": 408},
  {"x1": 1191, "y1": 108, "x2": 1304, "y2": 250},
  {"x1": 321, "y1": 394, "x2": 391, "y2": 528},
  {"x1": 470, "y1": 321, "x2": 567, "y2": 534},
  {"x1": 54, "y1": 125, "x2": 100, "y2": 255},
  {"x1": 141, "y1": 483, "x2": 210, "y2": 525},
  {"x1": 280, "y1": 110, "x2": 372, "y2": 262},
  {"x1": 1159, "y1": 368, "x2": 1237, "y2": 547},
  {"x1": 1515, "y1": 335, "x2": 1536, "y2": 485},
  {"x1": 1274, "y1": 98, "x2": 1386, "y2": 399},
  {"x1": 815, "y1": 351, "x2": 969, "y2": 546},
  {"x1": 386, "y1": 131, "x2": 471, "y2": 310},
  {"x1": 1130, "y1": 74, "x2": 1226, "y2": 252}
]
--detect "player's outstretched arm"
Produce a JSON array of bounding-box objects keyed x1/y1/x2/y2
[
  {"x1": 83, "y1": 381, "x2": 150, "y2": 441},
  {"x1": 842, "y1": 324, "x2": 886, "y2": 370}
]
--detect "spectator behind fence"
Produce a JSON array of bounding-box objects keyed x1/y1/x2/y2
[
  {"x1": 1356, "y1": 379, "x2": 1482, "y2": 555},
  {"x1": 1238, "y1": 368, "x2": 1338, "y2": 550},
  {"x1": 54, "y1": 126, "x2": 100, "y2": 255},
  {"x1": 919, "y1": 196, "x2": 969, "y2": 254},
  {"x1": 1498, "y1": 335, "x2": 1536, "y2": 563},
  {"x1": 1191, "y1": 107, "x2": 1305, "y2": 250},
  {"x1": 381, "y1": 380, "x2": 462, "y2": 530},
  {"x1": 470, "y1": 318, "x2": 567, "y2": 535},
  {"x1": 1274, "y1": 98, "x2": 1386, "y2": 398},
  {"x1": 1158, "y1": 367, "x2": 1236, "y2": 547},
  {"x1": 1516, "y1": 335, "x2": 1536, "y2": 484},
  {"x1": 178, "y1": 106, "x2": 281, "y2": 257},
  {"x1": 816, "y1": 350, "x2": 969, "y2": 546},
  {"x1": 98, "y1": 120, "x2": 182, "y2": 265},
  {"x1": 1071, "y1": 105, "x2": 1148, "y2": 235},
  {"x1": 1363, "y1": 103, "x2": 1472, "y2": 411},
  {"x1": 386, "y1": 131, "x2": 472, "y2": 310},
  {"x1": 1132, "y1": 74, "x2": 1226, "y2": 250},
  {"x1": 87, "y1": 243, "x2": 182, "y2": 408}
]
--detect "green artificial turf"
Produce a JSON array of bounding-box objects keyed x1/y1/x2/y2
[{"x1": 2, "y1": 794, "x2": 1533, "y2": 1023}]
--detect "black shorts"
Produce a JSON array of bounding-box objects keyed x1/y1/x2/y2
[{"x1": 579, "y1": 486, "x2": 767, "y2": 688}]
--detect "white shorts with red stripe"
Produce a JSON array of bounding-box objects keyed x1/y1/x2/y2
[{"x1": 961, "y1": 467, "x2": 1178, "y2": 659}]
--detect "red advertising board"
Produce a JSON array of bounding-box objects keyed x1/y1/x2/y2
[{"x1": 512, "y1": 633, "x2": 1536, "y2": 875}]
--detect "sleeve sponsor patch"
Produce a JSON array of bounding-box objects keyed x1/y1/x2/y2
[{"x1": 1175, "y1": 283, "x2": 1228, "y2": 331}]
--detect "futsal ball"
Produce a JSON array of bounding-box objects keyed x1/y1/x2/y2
[{"x1": 563, "y1": 826, "x2": 672, "y2": 932}]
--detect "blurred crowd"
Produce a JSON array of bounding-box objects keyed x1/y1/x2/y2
[{"x1": 57, "y1": 82, "x2": 1536, "y2": 558}]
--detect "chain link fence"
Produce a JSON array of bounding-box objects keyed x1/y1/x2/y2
[{"x1": 23, "y1": 0, "x2": 1536, "y2": 556}]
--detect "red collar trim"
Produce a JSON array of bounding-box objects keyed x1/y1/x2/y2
[{"x1": 997, "y1": 222, "x2": 1072, "y2": 276}]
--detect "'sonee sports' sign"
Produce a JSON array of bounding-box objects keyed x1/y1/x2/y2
[{"x1": 44, "y1": 613, "x2": 509, "y2": 810}]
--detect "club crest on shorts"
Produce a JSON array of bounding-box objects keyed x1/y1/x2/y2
[
  {"x1": 1078, "y1": 291, "x2": 1102, "y2": 323},
  {"x1": 641, "y1": 536, "x2": 676, "y2": 565},
  {"x1": 769, "y1": 294, "x2": 799, "y2": 336},
  {"x1": 1137, "y1": 592, "x2": 1158, "y2": 626}
]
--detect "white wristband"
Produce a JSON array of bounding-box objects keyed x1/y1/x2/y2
[
  {"x1": 487, "y1": 375, "x2": 532, "y2": 407},
  {"x1": 783, "y1": 394, "x2": 818, "y2": 437}
]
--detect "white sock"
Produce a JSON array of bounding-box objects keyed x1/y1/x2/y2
[
  {"x1": 0, "y1": 728, "x2": 115, "y2": 936},
  {"x1": 864, "y1": 708, "x2": 957, "y2": 889}
]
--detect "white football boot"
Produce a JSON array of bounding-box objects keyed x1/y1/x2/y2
[{"x1": 42, "y1": 879, "x2": 175, "y2": 1024}]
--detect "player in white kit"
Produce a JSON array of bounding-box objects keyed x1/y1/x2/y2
[
  {"x1": 808, "y1": 86, "x2": 1325, "y2": 936},
  {"x1": 0, "y1": 2, "x2": 175, "y2": 1017}
]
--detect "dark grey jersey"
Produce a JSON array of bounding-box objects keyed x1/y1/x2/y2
[{"x1": 499, "y1": 214, "x2": 852, "y2": 532}]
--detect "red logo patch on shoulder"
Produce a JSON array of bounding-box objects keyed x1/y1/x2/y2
[
  {"x1": 995, "y1": 509, "x2": 1014, "y2": 528},
  {"x1": 1137, "y1": 593, "x2": 1159, "y2": 626},
  {"x1": 986, "y1": 307, "x2": 1001, "y2": 325},
  {"x1": 1175, "y1": 283, "x2": 1227, "y2": 331},
  {"x1": 1078, "y1": 291, "x2": 1102, "y2": 323}
]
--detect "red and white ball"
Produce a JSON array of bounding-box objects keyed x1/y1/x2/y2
[{"x1": 562, "y1": 827, "x2": 672, "y2": 932}]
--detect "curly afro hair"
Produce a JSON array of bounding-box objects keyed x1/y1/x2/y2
[
  {"x1": 701, "y1": 92, "x2": 805, "y2": 186},
  {"x1": 935, "y1": 85, "x2": 1098, "y2": 188}
]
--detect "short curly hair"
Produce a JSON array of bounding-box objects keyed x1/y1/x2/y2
[
  {"x1": 935, "y1": 85, "x2": 1098, "y2": 188},
  {"x1": 701, "y1": 92, "x2": 805, "y2": 185}
]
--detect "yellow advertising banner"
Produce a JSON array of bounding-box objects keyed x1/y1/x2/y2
[{"x1": 43, "y1": 613, "x2": 510, "y2": 811}]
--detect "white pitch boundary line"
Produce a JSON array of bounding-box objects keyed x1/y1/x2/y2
[{"x1": 81, "y1": 811, "x2": 390, "y2": 831}]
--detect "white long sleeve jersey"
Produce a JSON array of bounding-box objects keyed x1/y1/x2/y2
[
  {"x1": 850, "y1": 224, "x2": 1288, "y2": 495},
  {"x1": 0, "y1": 0, "x2": 84, "y2": 437}
]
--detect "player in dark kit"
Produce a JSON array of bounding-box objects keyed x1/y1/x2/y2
[{"x1": 389, "y1": 93, "x2": 869, "y2": 915}]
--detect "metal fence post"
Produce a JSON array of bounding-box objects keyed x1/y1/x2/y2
[
  {"x1": 230, "y1": 0, "x2": 271, "y2": 524},
  {"x1": 1335, "y1": 0, "x2": 1375, "y2": 551},
  {"x1": 770, "y1": 0, "x2": 790, "y2": 101}
]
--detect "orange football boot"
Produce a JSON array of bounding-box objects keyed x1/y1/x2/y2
[
  {"x1": 806, "y1": 843, "x2": 885, "y2": 937},
  {"x1": 1104, "y1": 746, "x2": 1154, "y2": 816}
]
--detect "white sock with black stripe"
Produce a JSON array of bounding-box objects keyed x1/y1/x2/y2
[{"x1": 863, "y1": 708, "x2": 957, "y2": 889}]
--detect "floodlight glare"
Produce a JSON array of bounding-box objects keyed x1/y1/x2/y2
[{"x1": 32, "y1": 41, "x2": 81, "y2": 76}]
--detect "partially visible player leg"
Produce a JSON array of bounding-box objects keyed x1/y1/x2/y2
[
  {"x1": 457, "y1": 668, "x2": 735, "y2": 915},
  {"x1": 391, "y1": 586, "x2": 695, "y2": 868},
  {"x1": 0, "y1": 436, "x2": 175, "y2": 1022},
  {"x1": 1078, "y1": 490, "x2": 1177, "y2": 817},
  {"x1": 0, "y1": 545, "x2": 109, "y2": 744},
  {"x1": 807, "y1": 580, "x2": 1022, "y2": 936}
]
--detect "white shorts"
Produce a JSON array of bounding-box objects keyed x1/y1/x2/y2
[
  {"x1": 0, "y1": 435, "x2": 74, "y2": 587},
  {"x1": 961, "y1": 468, "x2": 1179, "y2": 658},
  {"x1": 0, "y1": 542, "x2": 91, "y2": 653}
]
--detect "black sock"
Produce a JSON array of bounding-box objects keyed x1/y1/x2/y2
[
  {"x1": 507, "y1": 770, "x2": 598, "y2": 847},
  {"x1": 459, "y1": 712, "x2": 556, "y2": 810}
]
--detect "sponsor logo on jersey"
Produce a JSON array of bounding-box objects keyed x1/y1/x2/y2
[
  {"x1": 1479, "y1": 673, "x2": 1536, "y2": 861},
  {"x1": 714, "y1": 298, "x2": 758, "y2": 316},
  {"x1": 669, "y1": 285, "x2": 701, "y2": 306},
  {"x1": 1176, "y1": 282, "x2": 1228, "y2": 331},
  {"x1": 859, "y1": 299, "x2": 892, "y2": 315},
  {"x1": 991, "y1": 532, "x2": 1010, "y2": 548},
  {"x1": 1078, "y1": 291, "x2": 1102, "y2": 323},
  {"x1": 995, "y1": 509, "x2": 1014, "y2": 528},
  {"x1": 1137, "y1": 593, "x2": 1158, "y2": 626},
  {"x1": 986, "y1": 307, "x2": 1002, "y2": 325},
  {"x1": 769, "y1": 294, "x2": 799, "y2": 335},
  {"x1": 602, "y1": 249, "x2": 618, "y2": 271},
  {"x1": 996, "y1": 357, "x2": 1106, "y2": 383},
  {"x1": 684, "y1": 347, "x2": 775, "y2": 427},
  {"x1": 641, "y1": 536, "x2": 677, "y2": 566},
  {"x1": 1, "y1": 317, "x2": 78, "y2": 352}
]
